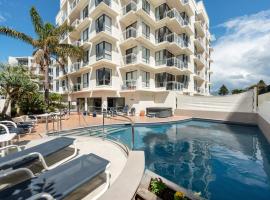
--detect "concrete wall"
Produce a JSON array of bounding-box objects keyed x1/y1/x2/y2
[
  {"x1": 175, "y1": 90, "x2": 257, "y2": 124},
  {"x1": 258, "y1": 93, "x2": 270, "y2": 106},
  {"x1": 257, "y1": 100, "x2": 270, "y2": 142}
]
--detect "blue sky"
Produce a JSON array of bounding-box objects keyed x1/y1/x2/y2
[{"x1": 0, "y1": 0, "x2": 269, "y2": 90}]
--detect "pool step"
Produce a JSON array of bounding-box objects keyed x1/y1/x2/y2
[{"x1": 54, "y1": 127, "x2": 129, "y2": 137}]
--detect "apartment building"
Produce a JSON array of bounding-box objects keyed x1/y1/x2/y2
[
  {"x1": 55, "y1": 0, "x2": 213, "y2": 113},
  {"x1": 8, "y1": 56, "x2": 54, "y2": 91}
]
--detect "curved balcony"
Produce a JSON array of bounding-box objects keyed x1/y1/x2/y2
[
  {"x1": 90, "y1": 26, "x2": 118, "y2": 44},
  {"x1": 194, "y1": 37, "x2": 205, "y2": 52},
  {"x1": 194, "y1": 53, "x2": 205, "y2": 67},
  {"x1": 90, "y1": 0, "x2": 118, "y2": 19}
]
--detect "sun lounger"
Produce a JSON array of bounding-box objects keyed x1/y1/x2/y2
[
  {"x1": 0, "y1": 137, "x2": 77, "y2": 171},
  {"x1": 0, "y1": 154, "x2": 110, "y2": 200},
  {"x1": 0, "y1": 124, "x2": 17, "y2": 147}
]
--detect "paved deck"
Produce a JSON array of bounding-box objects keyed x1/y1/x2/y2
[
  {"x1": 21, "y1": 114, "x2": 191, "y2": 142},
  {"x1": 26, "y1": 136, "x2": 130, "y2": 200}
]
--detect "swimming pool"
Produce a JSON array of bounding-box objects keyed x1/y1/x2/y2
[{"x1": 108, "y1": 120, "x2": 270, "y2": 200}]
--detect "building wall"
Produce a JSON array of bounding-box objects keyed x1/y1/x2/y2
[
  {"x1": 258, "y1": 93, "x2": 270, "y2": 106},
  {"x1": 55, "y1": 0, "x2": 213, "y2": 113}
]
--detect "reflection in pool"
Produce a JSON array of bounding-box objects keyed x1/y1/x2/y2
[{"x1": 109, "y1": 120, "x2": 270, "y2": 200}]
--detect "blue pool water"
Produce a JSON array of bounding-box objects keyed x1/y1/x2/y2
[{"x1": 108, "y1": 120, "x2": 270, "y2": 200}]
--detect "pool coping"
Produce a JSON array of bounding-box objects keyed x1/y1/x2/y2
[{"x1": 51, "y1": 117, "x2": 259, "y2": 136}]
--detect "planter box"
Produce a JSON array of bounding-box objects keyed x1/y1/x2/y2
[{"x1": 135, "y1": 170, "x2": 202, "y2": 200}]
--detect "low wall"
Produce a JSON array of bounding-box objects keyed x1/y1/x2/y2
[
  {"x1": 257, "y1": 101, "x2": 270, "y2": 142},
  {"x1": 258, "y1": 93, "x2": 270, "y2": 106},
  {"x1": 175, "y1": 109, "x2": 257, "y2": 125}
]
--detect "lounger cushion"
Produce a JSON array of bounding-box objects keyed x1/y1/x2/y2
[
  {"x1": 0, "y1": 137, "x2": 75, "y2": 171},
  {"x1": 0, "y1": 154, "x2": 110, "y2": 200}
]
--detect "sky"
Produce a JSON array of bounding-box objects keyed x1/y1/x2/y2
[{"x1": 0, "y1": 0, "x2": 269, "y2": 91}]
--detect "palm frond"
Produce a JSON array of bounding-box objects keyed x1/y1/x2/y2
[
  {"x1": 55, "y1": 44, "x2": 84, "y2": 59},
  {"x1": 30, "y1": 7, "x2": 44, "y2": 37},
  {"x1": 52, "y1": 22, "x2": 74, "y2": 36},
  {"x1": 0, "y1": 26, "x2": 37, "y2": 46}
]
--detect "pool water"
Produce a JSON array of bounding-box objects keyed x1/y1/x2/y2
[{"x1": 108, "y1": 120, "x2": 270, "y2": 200}]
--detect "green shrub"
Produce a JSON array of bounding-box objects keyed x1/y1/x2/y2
[{"x1": 150, "y1": 178, "x2": 167, "y2": 195}]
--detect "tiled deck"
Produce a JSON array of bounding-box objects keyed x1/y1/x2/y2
[{"x1": 21, "y1": 114, "x2": 191, "y2": 141}]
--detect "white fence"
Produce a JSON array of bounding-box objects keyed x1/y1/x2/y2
[{"x1": 176, "y1": 89, "x2": 256, "y2": 113}]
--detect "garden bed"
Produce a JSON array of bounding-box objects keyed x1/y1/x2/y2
[{"x1": 135, "y1": 170, "x2": 202, "y2": 200}]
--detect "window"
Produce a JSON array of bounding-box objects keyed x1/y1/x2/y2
[
  {"x1": 142, "y1": 71, "x2": 150, "y2": 88},
  {"x1": 96, "y1": 41, "x2": 112, "y2": 60},
  {"x1": 155, "y1": 26, "x2": 171, "y2": 43},
  {"x1": 56, "y1": 81, "x2": 59, "y2": 91},
  {"x1": 155, "y1": 3, "x2": 170, "y2": 20},
  {"x1": 142, "y1": 47, "x2": 150, "y2": 64},
  {"x1": 82, "y1": 5, "x2": 89, "y2": 19},
  {"x1": 83, "y1": 50, "x2": 89, "y2": 64},
  {"x1": 125, "y1": 46, "x2": 137, "y2": 64},
  {"x1": 142, "y1": 0, "x2": 150, "y2": 14},
  {"x1": 82, "y1": 28, "x2": 89, "y2": 41},
  {"x1": 126, "y1": 70, "x2": 137, "y2": 81},
  {"x1": 155, "y1": 50, "x2": 173, "y2": 65},
  {"x1": 142, "y1": 22, "x2": 150, "y2": 39},
  {"x1": 96, "y1": 14, "x2": 112, "y2": 33},
  {"x1": 95, "y1": 0, "x2": 111, "y2": 6},
  {"x1": 56, "y1": 67, "x2": 59, "y2": 77},
  {"x1": 125, "y1": 22, "x2": 137, "y2": 39},
  {"x1": 96, "y1": 68, "x2": 112, "y2": 86},
  {"x1": 83, "y1": 73, "x2": 89, "y2": 88},
  {"x1": 180, "y1": 12, "x2": 189, "y2": 25}
]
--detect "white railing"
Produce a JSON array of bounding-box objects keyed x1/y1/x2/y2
[
  {"x1": 195, "y1": 53, "x2": 204, "y2": 64},
  {"x1": 70, "y1": 0, "x2": 80, "y2": 11},
  {"x1": 123, "y1": 53, "x2": 137, "y2": 65},
  {"x1": 122, "y1": 27, "x2": 137, "y2": 40},
  {"x1": 195, "y1": 37, "x2": 205, "y2": 48},
  {"x1": 156, "y1": 81, "x2": 184, "y2": 91},
  {"x1": 156, "y1": 58, "x2": 188, "y2": 70},
  {"x1": 196, "y1": 71, "x2": 205, "y2": 79},
  {"x1": 72, "y1": 40, "x2": 81, "y2": 47},
  {"x1": 166, "y1": 8, "x2": 190, "y2": 26},
  {"x1": 70, "y1": 62, "x2": 82, "y2": 72},
  {"x1": 195, "y1": 87, "x2": 205, "y2": 94},
  {"x1": 122, "y1": 1, "x2": 137, "y2": 16},
  {"x1": 122, "y1": 80, "x2": 137, "y2": 90},
  {"x1": 71, "y1": 19, "x2": 81, "y2": 28}
]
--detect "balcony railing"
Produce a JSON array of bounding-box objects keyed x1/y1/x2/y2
[
  {"x1": 122, "y1": 80, "x2": 137, "y2": 90},
  {"x1": 123, "y1": 27, "x2": 137, "y2": 40},
  {"x1": 122, "y1": 1, "x2": 137, "y2": 16},
  {"x1": 72, "y1": 40, "x2": 81, "y2": 47},
  {"x1": 166, "y1": 8, "x2": 190, "y2": 26},
  {"x1": 156, "y1": 81, "x2": 184, "y2": 91},
  {"x1": 97, "y1": 25, "x2": 112, "y2": 34},
  {"x1": 95, "y1": 0, "x2": 111, "y2": 7},
  {"x1": 70, "y1": 0, "x2": 80, "y2": 11},
  {"x1": 123, "y1": 53, "x2": 137, "y2": 65},
  {"x1": 196, "y1": 71, "x2": 205, "y2": 79},
  {"x1": 73, "y1": 83, "x2": 82, "y2": 92},
  {"x1": 156, "y1": 58, "x2": 188, "y2": 70},
  {"x1": 195, "y1": 87, "x2": 205, "y2": 94},
  {"x1": 71, "y1": 62, "x2": 82, "y2": 72},
  {"x1": 195, "y1": 53, "x2": 205, "y2": 64},
  {"x1": 195, "y1": 37, "x2": 205, "y2": 48}
]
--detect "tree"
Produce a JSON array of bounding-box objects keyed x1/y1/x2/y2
[
  {"x1": 0, "y1": 7, "x2": 83, "y2": 106},
  {"x1": 232, "y1": 89, "x2": 246, "y2": 94},
  {"x1": 257, "y1": 80, "x2": 267, "y2": 92},
  {"x1": 0, "y1": 64, "x2": 38, "y2": 115},
  {"x1": 218, "y1": 85, "x2": 229, "y2": 96}
]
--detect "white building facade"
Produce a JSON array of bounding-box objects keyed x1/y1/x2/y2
[
  {"x1": 8, "y1": 56, "x2": 54, "y2": 92},
  {"x1": 55, "y1": 0, "x2": 213, "y2": 114}
]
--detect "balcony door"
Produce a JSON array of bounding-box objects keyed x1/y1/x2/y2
[
  {"x1": 96, "y1": 67, "x2": 112, "y2": 86},
  {"x1": 126, "y1": 22, "x2": 137, "y2": 39},
  {"x1": 126, "y1": 46, "x2": 137, "y2": 64},
  {"x1": 96, "y1": 14, "x2": 112, "y2": 33}
]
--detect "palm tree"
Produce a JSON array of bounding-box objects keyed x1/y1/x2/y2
[{"x1": 0, "y1": 7, "x2": 83, "y2": 107}]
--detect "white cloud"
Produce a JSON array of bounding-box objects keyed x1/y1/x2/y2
[
  {"x1": 0, "y1": 14, "x2": 6, "y2": 23},
  {"x1": 212, "y1": 10, "x2": 270, "y2": 91}
]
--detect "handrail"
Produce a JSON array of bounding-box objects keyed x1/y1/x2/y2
[{"x1": 104, "y1": 111, "x2": 136, "y2": 150}]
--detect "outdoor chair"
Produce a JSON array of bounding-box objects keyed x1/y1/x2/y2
[
  {"x1": 129, "y1": 107, "x2": 136, "y2": 116},
  {"x1": 0, "y1": 124, "x2": 17, "y2": 149},
  {"x1": 0, "y1": 153, "x2": 110, "y2": 200},
  {"x1": 1, "y1": 120, "x2": 33, "y2": 135},
  {"x1": 0, "y1": 137, "x2": 77, "y2": 172}
]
